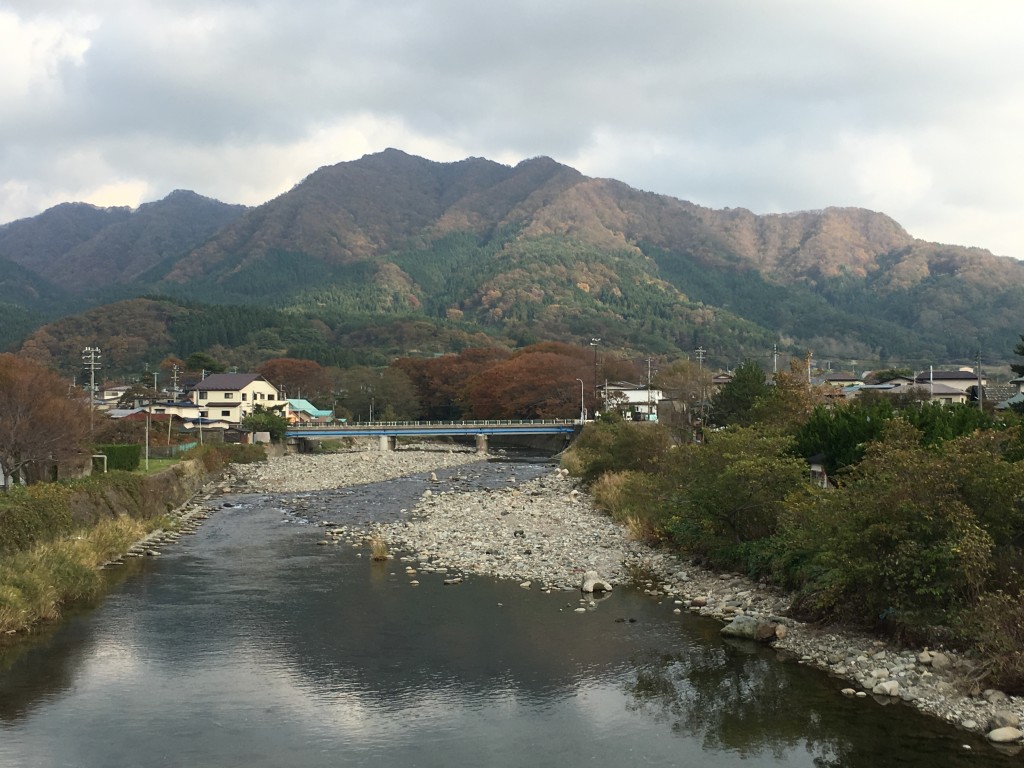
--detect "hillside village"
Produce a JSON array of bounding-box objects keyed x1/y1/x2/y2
[{"x1": 90, "y1": 363, "x2": 1024, "y2": 449}]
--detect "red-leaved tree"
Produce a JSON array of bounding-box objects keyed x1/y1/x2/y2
[{"x1": 0, "y1": 354, "x2": 90, "y2": 491}]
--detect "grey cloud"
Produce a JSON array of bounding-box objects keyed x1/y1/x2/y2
[{"x1": 1, "y1": 0, "x2": 1022, "y2": 256}]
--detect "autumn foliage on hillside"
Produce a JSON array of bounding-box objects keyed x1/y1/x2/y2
[{"x1": 396, "y1": 342, "x2": 639, "y2": 420}]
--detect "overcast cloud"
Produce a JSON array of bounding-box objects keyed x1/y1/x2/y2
[{"x1": 2, "y1": 1, "x2": 1022, "y2": 257}]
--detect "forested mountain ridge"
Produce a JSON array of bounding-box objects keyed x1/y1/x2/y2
[
  {"x1": 3, "y1": 148, "x2": 1024, "y2": 368},
  {"x1": 0, "y1": 191, "x2": 247, "y2": 295}
]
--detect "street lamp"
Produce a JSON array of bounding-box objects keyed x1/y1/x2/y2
[{"x1": 575, "y1": 378, "x2": 586, "y2": 423}]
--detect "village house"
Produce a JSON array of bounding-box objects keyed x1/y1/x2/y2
[
  {"x1": 286, "y1": 398, "x2": 334, "y2": 425},
  {"x1": 188, "y1": 373, "x2": 286, "y2": 424},
  {"x1": 141, "y1": 372, "x2": 286, "y2": 430},
  {"x1": 599, "y1": 381, "x2": 665, "y2": 421},
  {"x1": 913, "y1": 368, "x2": 986, "y2": 394}
]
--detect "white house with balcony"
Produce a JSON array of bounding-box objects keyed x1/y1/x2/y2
[{"x1": 187, "y1": 373, "x2": 286, "y2": 425}]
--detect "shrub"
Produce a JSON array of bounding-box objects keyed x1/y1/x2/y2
[
  {"x1": 561, "y1": 414, "x2": 672, "y2": 486},
  {"x1": 778, "y1": 420, "x2": 994, "y2": 633},
  {"x1": 965, "y1": 591, "x2": 1024, "y2": 693},
  {"x1": 591, "y1": 470, "x2": 670, "y2": 543},
  {"x1": 0, "y1": 484, "x2": 74, "y2": 554},
  {"x1": 96, "y1": 444, "x2": 142, "y2": 472},
  {"x1": 182, "y1": 443, "x2": 266, "y2": 472},
  {"x1": 663, "y1": 427, "x2": 808, "y2": 574}
]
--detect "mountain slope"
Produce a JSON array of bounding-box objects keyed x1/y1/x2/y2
[
  {"x1": 0, "y1": 191, "x2": 246, "y2": 295},
  {"x1": 3, "y1": 149, "x2": 1024, "y2": 366}
]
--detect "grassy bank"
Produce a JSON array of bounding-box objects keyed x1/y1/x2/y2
[
  {"x1": 0, "y1": 443, "x2": 266, "y2": 637},
  {"x1": 0, "y1": 516, "x2": 150, "y2": 633}
]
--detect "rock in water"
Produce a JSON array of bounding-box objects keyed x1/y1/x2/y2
[
  {"x1": 581, "y1": 570, "x2": 612, "y2": 593},
  {"x1": 720, "y1": 615, "x2": 778, "y2": 642}
]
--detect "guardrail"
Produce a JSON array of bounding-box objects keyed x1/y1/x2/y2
[
  {"x1": 284, "y1": 418, "x2": 583, "y2": 439},
  {"x1": 288, "y1": 418, "x2": 581, "y2": 429}
]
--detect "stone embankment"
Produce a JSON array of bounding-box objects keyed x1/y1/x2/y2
[
  {"x1": 101, "y1": 502, "x2": 216, "y2": 567},
  {"x1": 232, "y1": 450, "x2": 1024, "y2": 745}
]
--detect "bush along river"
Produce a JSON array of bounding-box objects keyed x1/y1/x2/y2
[{"x1": 0, "y1": 449, "x2": 1020, "y2": 767}]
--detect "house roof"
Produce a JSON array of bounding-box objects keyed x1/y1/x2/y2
[
  {"x1": 107, "y1": 407, "x2": 146, "y2": 418},
  {"x1": 873, "y1": 376, "x2": 915, "y2": 385},
  {"x1": 190, "y1": 373, "x2": 268, "y2": 392},
  {"x1": 915, "y1": 370, "x2": 981, "y2": 382},
  {"x1": 995, "y1": 392, "x2": 1024, "y2": 410},
  {"x1": 287, "y1": 398, "x2": 333, "y2": 418},
  {"x1": 983, "y1": 384, "x2": 1019, "y2": 403},
  {"x1": 922, "y1": 382, "x2": 969, "y2": 396}
]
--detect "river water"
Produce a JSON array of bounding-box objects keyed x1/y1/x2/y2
[{"x1": 0, "y1": 458, "x2": 1018, "y2": 767}]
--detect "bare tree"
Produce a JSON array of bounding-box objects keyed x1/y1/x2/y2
[{"x1": 0, "y1": 354, "x2": 90, "y2": 492}]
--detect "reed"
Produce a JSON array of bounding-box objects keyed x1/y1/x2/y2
[
  {"x1": 0, "y1": 516, "x2": 151, "y2": 635},
  {"x1": 368, "y1": 533, "x2": 390, "y2": 561}
]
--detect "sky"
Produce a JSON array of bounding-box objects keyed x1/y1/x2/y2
[{"x1": 2, "y1": 1, "x2": 1023, "y2": 258}]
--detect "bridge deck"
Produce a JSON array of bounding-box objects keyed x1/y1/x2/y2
[{"x1": 285, "y1": 419, "x2": 581, "y2": 438}]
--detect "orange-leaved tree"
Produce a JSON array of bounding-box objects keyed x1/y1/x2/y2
[
  {"x1": 466, "y1": 349, "x2": 591, "y2": 419},
  {"x1": 0, "y1": 354, "x2": 90, "y2": 492},
  {"x1": 393, "y1": 347, "x2": 512, "y2": 420},
  {"x1": 257, "y1": 358, "x2": 331, "y2": 402}
]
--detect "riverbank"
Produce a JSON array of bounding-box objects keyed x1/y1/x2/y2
[
  {"x1": 231, "y1": 444, "x2": 484, "y2": 493},
  {"x1": 231, "y1": 449, "x2": 1024, "y2": 745}
]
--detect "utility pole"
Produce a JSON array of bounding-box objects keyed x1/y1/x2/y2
[
  {"x1": 695, "y1": 346, "x2": 706, "y2": 439},
  {"x1": 976, "y1": 351, "x2": 984, "y2": 411},
  {"x1": 590, "y1": 338, "x2": 601, "y2": 411},
  {"x1": 82, "y1": 346, "x2": 101, "y2": 438},
  {"x1": 772, "y1": 343, "x2": 778, "y2": 375},
  {"x1": 171, "y1": 364, "x2": 181, "y2": 400}
]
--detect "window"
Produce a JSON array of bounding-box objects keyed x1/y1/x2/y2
[
  {"x1": 224, "y1": 392, "x2": 234, "y2": 399},
  {"x1": 198, "y1": 391, "x2": 208, "y2": 400},
  {"x1": 221, "y1": 410, "x2": 231, "y2": 417},
  {"x1": 155, "y1": 408, "x2": 165, "y2": 414},
  {"x1": 242, "y1": 393, "x2": 247, "y2": 401},
  {"x1": 200, "y1": 411, "x2": 208, "y2": 418}
]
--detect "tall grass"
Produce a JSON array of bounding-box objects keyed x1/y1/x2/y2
[
  {"x1": 0, "y1": 517, "x2": 147, "y2": 634},
  {"x1": 590, "y1": 470, "x2": 667, "y2": 544},
  {"x1": 368, "y1": 533, "x2": 391, "y2": 561}
]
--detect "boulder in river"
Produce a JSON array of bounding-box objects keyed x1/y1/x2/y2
[
  {"x1": 581, "y1": 570, "x2": 612, "y2": 593},
  {"x1": 720, "y1": 615, "x2": 778, "y2": 642}
]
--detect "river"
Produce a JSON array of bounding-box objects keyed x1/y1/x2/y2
[{"x1": 0, "y1": 458, "x2": 1017, "y2": 767}]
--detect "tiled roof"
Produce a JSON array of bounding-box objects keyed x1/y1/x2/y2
[
  {"x1": 915, "y1": 370, "x2": 980, "y2": 382},
  {"x1": 190, "y1": 373, "x2": 265, "y2": 391}
]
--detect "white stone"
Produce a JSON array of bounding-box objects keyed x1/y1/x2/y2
[
  {"x1": 987, "y1": 727, "x2": 1024, "y2": 743},
  {"x1": 872, "y1": 680, "x2": 901, "y2": 697}
]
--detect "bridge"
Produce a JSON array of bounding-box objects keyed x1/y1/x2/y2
[{"x1": 285, "y1": 419, "x2": 582, "y2": 452}]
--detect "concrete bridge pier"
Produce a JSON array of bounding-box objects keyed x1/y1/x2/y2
[
  {"x1": 379, "y1": 435, "x2": 397, "y2": 451},
  {"x1": 475, "y1": 434, "x2": 488, "y2": 454}
]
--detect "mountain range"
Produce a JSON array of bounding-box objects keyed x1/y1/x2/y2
[{"x1": 3, "y1": 148, "x2": 1023, "y2": 375}]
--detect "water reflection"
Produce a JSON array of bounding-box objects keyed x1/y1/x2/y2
[
  {"x1": 0, "y1": 461, "x2": 1019, "y2": 767},
  {"x1": 625, "y1": 633, "x2": 1002, "y2": 767}
]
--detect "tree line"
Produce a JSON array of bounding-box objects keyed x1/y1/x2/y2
[{"x1": 562, "y1": 341, "x2": 1024, "y2": 692}]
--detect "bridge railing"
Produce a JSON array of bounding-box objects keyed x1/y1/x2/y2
[{"x1": 288, "y1": 418, "x2": 583, "y2": 430}]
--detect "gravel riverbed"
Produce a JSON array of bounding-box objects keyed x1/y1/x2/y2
[{"x1": 231, "y1": 449, "x2": 1024, "y2": 747}]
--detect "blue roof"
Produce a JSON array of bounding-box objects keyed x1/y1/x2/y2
[{"x1": 287, "y1": 398, "x2": 333, "y2": 418}]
